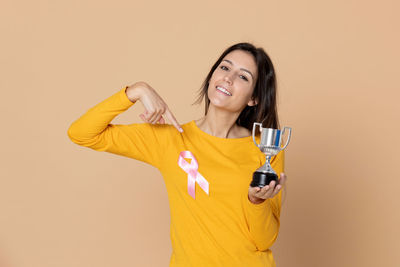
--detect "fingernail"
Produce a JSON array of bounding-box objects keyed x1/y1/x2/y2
[{"x1": 179, "y1": 128, "x2": 183, "y2": 132}]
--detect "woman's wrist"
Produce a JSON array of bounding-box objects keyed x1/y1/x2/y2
[
  {"x1": 125, "y1": 82, "x2": 145, "y2": 103},
  {"x1": 248, "y1": 194, "x2": 266, "y2": 204}
]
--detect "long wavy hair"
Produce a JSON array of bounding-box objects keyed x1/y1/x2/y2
[{"x1": 192, "y1": 42, "x2": 280, "y2": 136}]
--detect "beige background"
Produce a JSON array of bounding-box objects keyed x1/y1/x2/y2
[{"x1": 1, "y1": 0, "x2": 399, "y2": 266}]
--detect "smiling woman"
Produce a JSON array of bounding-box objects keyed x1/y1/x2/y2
[
  {"x1": 194, "y1": 42, "x2": 280, "y2": 137},
  {"x1": 204, "y1": 49, "x2": 259, "y2": 122},
  {"x1": 67, "y1": 42, "x2": 286, "y2": 267}
]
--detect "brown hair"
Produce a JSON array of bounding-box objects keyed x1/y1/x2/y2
[{"x1": 192, "y1": 42, "x2": 280, "y2": 135}]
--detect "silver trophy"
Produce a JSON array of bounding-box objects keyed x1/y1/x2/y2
[{"x1": 251, "y1": 123, "x2": 292, "y2": 187}]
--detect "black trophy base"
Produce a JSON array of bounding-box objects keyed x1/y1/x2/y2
[{"x1": 250, "y1": 171, "x2": 278, "y2": 187}]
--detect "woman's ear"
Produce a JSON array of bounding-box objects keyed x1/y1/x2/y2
[{"x1": 247, "y1": 97, "x2": 258, "y2": 107}]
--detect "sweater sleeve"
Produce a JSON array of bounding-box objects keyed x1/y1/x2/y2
[
  {"x1": 67, "y1": 86, "x2": 172, "y2": 169},
  {"x1": 242, "y1": 149, "x2": 285, "y2": 251}
]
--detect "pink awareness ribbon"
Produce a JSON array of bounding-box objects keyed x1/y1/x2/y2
[{"x1": 178, "y1": 151, "x2": 209, "y2": 199}]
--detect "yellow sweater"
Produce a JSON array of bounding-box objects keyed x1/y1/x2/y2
[{"x1": 67, "y1": 86, "x2": 285, "y2": 267}]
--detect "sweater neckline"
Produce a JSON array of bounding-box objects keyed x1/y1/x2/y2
[{"x1": 189, "y1": 120, "x2": 254, "y2": 144}]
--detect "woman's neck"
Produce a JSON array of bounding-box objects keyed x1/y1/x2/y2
[{"x1": 195, "y1": 105, "x2": 250, "y2": 139}]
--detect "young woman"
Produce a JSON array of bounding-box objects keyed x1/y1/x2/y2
[{"x1": 68, "y1": 42, "x2": 287, "y2": 267}]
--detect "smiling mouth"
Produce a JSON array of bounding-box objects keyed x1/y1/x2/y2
[{"x1": 216, "y1": 86, "x2": 232, "y2": 96}]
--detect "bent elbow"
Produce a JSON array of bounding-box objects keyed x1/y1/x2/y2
[
  {"x1": 67, "y1": 124, "x2": 79, "y2": 143},
  {"x1": 67, "y1": 123, "x2": 92, "y2": 146},
  {"x1": 256, "y1": 231, "x2": 279, "y2": 252}
]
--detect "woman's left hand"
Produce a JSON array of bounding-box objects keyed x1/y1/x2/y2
[{"x1": 248, "y1": 173, "x2": 287, "y2": 204}]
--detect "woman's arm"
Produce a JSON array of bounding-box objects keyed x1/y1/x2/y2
[
  {"x1": 125, "y1": 82, "x2": 183, "y2": 132},
  {"x1": 242, "y1": 150, "x2": 285, "y2": 251},
  {"x1": 67, "y1": 82, "x2": 181, "y2": 168}
]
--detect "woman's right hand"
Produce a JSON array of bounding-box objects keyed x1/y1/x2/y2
[{"x1": 125, "y1": 81, "x2": 183, "y2": 133}]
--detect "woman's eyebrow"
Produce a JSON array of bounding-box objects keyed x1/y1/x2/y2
[{"x1": 222, "y1": 59, "x2": 254, "y2": 79}]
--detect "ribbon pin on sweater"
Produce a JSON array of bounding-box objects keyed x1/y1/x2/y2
[{"x1": 178, "y1": 151, "x2": 209, "y2": 199}]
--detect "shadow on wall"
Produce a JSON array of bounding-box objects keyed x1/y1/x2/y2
[{"x1": 277, "y1": 128, "x2": 366, "y2": 266}]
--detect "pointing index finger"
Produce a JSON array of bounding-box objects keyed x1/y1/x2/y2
[{"x1": 165, "y1": 107, "x2": 183, "y2": 133}]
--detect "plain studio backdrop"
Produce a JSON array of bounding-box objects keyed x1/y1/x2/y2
[{"x1": 1, "y1": 0, "x2": 399, "y2": 266}]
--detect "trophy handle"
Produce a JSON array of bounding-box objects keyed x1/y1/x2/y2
[
  {"x1": 252, "y1": 123, "x2": 262, "y2": 147},
  {"x1": 280, "y1": 127, "x2": 292, "y2": 150}
]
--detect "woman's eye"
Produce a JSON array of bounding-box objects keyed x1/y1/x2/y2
[
  {"x1": 220, "y1": 65, "x2": 248, "y2": 81},
  {"x1": 240, "y1": 75, "x2": 248, "y2": 81}
]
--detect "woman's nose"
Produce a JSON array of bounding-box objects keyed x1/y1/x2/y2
[{"x1": 224, "y1": 73, "x2": 233, "y2": 84}]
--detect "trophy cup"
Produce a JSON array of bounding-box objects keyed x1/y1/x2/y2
[{"x1": 250, "y1": 123, "x2": 292, "y2": 187}]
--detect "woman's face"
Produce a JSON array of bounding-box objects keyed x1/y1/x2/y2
[{"x1": 207, "y1": 49, "x2": 258, "y2": 113}]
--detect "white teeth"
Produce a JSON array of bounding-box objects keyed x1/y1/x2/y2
[{"x1": 216, "y1": 86, "x2": 232, "y2": 96}]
